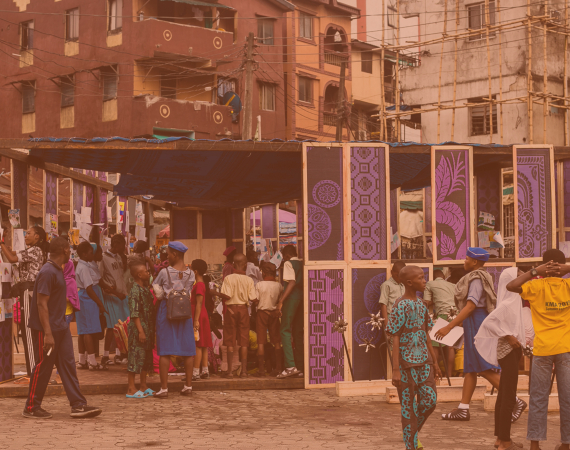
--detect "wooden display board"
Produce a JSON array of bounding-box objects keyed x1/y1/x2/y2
[
  {"x1": 513, "y1": 145, "x2": 556, "y2": 262},
  {"x1": 431, "y1": 146, "x2": 475, "y2": 264}
]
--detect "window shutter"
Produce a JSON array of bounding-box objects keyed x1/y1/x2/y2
[
  {"x1": 61, "y1": 78, "x2": 74, "y2": 107},
  {"x1": 22, "y1": 83, "x2": 35, "y2": 114},
  {"x1": 103, "y1": 73, "x2": 118, "y2": 100}
]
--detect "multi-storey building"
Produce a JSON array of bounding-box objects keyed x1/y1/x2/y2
[{"x1": 0, "y1": 0, "x2": 296, "y2": 139}]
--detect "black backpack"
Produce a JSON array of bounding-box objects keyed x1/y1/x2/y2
[{"x1": 165, "y1": 269, "x2": 193, "y2": 321}]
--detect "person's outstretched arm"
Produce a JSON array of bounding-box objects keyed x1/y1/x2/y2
[{"x1": 506, "y1": 261, "x2": 565, "y2": 293}]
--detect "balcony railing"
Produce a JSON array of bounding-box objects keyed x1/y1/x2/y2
[
  {"x1": 324, "y1": 50, "x2": 349, "y2": 67},
  {"x1": 323, "y1": 112, "x2": 337, "y2": 126}
]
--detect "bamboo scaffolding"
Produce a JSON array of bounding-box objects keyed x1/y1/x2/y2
[
  {"x1": 563, "y1": 0, "x2": 568, "y2": 146},
  {"x1": 451, "y1": 0, "x2": 459, "y2": 141},
  {"x1": 498, "y1": 0, "x2": 504, "y2": 143},
  {"x1": 485, "y1": 0, "x2": 494, "y2": 143},
  {"x1": 437, "y1": 0, "x2": 448, "y2": 142},
  {"x1": 542, "y1": 0, "x2": 548, "y2": 144},
  {"x1": 395, "y1": 0, "x2": 401, "y2": 142},
  {"x1": 528, "y1": 0, "x2": 534, "y2": 144}
]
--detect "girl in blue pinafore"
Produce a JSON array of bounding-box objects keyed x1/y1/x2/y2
[{"x1": 152, "y1": 241, "x2": 196, "y2": 398}]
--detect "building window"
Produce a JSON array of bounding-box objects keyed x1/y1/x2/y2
[
  {"x1": 103, "y1": 71, "x2": 118, "y2": 101},
  {"x1": 109, "y1": 0, "x2": 123, "y2": 32},
  {"x1": 66, "y1": 8, "x2": 79, "y2": 41},
  {"x1": 61, "y1": 76, "x2": 75, "y2": 107},
  {"x1": 299, "y1": 12, "x2": 313, "y2": 39},
  {"x1": 298, "y1": 76, "x2": 312, "y2": 103},
  {"x1": 21, "y1": 21, "x2": 34, "y2": 50},
  {"x1": 361, "y1": 51, "x2": 373, "y2": 74},
  {"x1": 257, "y1": 19, "x2": 274, "y2": 45},
  {"x1": 468, "y1": 2, "x2": 495, "y2": 40},
  {"x1": 22, "y1": 82, "x2": 35, "y2": 114},
  {"x1": 387, "y1": 6, "x2": 397, "y2": 28},
  {"x1": 160, "y1": 75, "x2": 177, "y2": 99},
  {"x1": 469, "y1": 96, "x2": 497, "y2": 136},
  {"x1": 259, "y1": 83, "x2": 275, "y2": 111}
]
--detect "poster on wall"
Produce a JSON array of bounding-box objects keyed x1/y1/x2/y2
[{"x1": 8, "y1": 209, "x2": 20, "y2": 229}]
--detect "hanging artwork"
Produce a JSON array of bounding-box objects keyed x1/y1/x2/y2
[
  {"x1": 349, "y1": 145, "x2": 389, "y2": 261},
  {"x1": 432, "y1": 146, "x2": 473, "y2": 263},
  {"x1": 304, "y1": 144, "x2": 344, "y2": 262},
  {"x1": 351, "y1": 268, "x2": 386, "y2": 381},
  {"x1": 514, "y1": 146, "x2": 555, "y2": 261},
  {"x1": 307, "y1": 268, "x2": 345, "y2": 386}
]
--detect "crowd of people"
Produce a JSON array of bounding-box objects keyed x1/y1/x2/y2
[
  {"x1": 8, "y1": 224, "x2": 305, "y2": 418},
  {"x1": 387, "y1": 247, "x2": 570, "y2": 450}
]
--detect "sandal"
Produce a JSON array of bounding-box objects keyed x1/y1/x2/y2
[
  {"x1": 277, "y1": 367, "x2": 300, "y2": 379},
  {"x1": 88, "y1": 363, "x2": 108, "y2": 371},
  {"x1": 142, "y1": 388, "x2": 155, "y2": 397},
  {"x1": 126, "y1": 390, "x2": 147, "y2": 399},
  {"x1": 76, "y1": 362, "x2": 88, "y2": 370},
  {"x1": 441, "y1": 408, "x2": 470, "y2": 421},
  {"x1": 153, "y1": 390, "x2": 168, "y2": 399}
]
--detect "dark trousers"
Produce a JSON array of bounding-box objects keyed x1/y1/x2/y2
[
  {"x1": 25, "y1": 327, "x2": 86, "y2": 412},
  {"x1": 495, "y1": 347, "x2": 522, "y2": 441},
  {"x1": 17, "y1": 283, "x2": 37, "y2": 376}
]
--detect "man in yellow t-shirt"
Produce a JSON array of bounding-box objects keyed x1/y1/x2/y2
[{"x1": 506, "y1": 249, "x2": 570, "y2": 450}]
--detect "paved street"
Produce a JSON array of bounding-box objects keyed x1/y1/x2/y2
[{"x1": 0, "y1": 388, "x2": 564, "y2": 450}]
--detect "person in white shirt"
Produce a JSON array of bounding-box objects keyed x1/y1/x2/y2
[
  {"x1": 246, "y1": 250, "x2": 263, "y2": 286},
  {"x1": 253, "y1": 262, "x2": 283, "y2": 377}
]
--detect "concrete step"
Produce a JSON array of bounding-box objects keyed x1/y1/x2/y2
[
  {"x1": 386, "y1": 384, "x2": 487, "y2": 404},
  {"x1": 484, "y1": 392, "x2": 559, "y2": 412}
]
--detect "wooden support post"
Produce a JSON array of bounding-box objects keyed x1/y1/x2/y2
[
  {"x1": 336, "y1": 61, "x2": 347, "y2": 141},
  {"x1": 527, "y1": 0, "x2": 534, "y2": 144},
  {"x1": 242, "y1": 32, "x2": 254, "y2": 141},
  {"x1": 437, "y1": 0, "x2": 448, "y2": 143},
  {"x1": 485, "y1": 0, "x2": 494, "y2": 143},
  {"x1": 498, "y1": 0, "x2": 504, "y2": 144}
]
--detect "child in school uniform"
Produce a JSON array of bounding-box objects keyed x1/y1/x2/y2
[
  {"x1": 254, "y1": 262, "x2": 283, "y2": 377},
  {"x1": 126, "y1": 260, "x2": 155, "y2": 398},
  {"x1": 74, "y1": 242, "x2": 107, "y2": 371},
  {"x1": 190, "y1": 259, "x2": 213, "y2": 381}
]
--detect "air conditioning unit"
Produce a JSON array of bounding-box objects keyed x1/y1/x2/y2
[{"x1": 358, "y1": 130, "x2": 368, "y2": 140}]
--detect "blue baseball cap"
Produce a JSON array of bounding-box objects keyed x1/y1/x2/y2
[
  {"x1": 168, "y1": 241, "x2": 188, "y2": 254},
  {"x1": 467, "y1": 247, "x2": 489, "y2": 262}
]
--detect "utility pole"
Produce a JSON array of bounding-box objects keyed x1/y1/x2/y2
[
  {"x1": 242, "y1": 32, "x2": 255, "y2": 140},
  {"x1": 336, "y1": 61, "x2": 347, "y2": 142}
]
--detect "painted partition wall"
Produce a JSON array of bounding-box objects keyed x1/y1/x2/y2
[
  {"x1": 303, "y1": 144, "x2": 345, "y2": 263},
  {"x1": 349, "y1": 145, "x2": 390, "y2": 261},
  {"x1": 513, "y1": 146, "x2": 556, "y2": 261},
  {"x1": 431, "y1": 146, "x2": 474, "y2": 264}
]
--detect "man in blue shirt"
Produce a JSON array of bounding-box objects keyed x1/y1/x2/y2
[{"x1": 23, "y1": 237, "x2": 102, "y2": 419}]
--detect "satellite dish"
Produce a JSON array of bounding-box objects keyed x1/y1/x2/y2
[{"x1": 222, "y1": 91, "x2": 242, "y2": 123}]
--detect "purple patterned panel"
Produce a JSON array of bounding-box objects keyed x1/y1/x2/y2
[
  {"x1": 416, "y1": 267, "x2": 430, "y2": 300},
  {"x1": 0, "y1": 319, "x2": 11, "y2": 381},
  {"x1": 476, "y1": 166, "x2": 501, "y2": 232},
  {"x1": 351, "y1": 147, "x2": 387, "y2": 261},
  {"x1": 486, "y1": 266, "x2": 512, "y2": 294},
  {"x1": 434, "y1": 149, "x2": 471, "y2": 261},
  {"x1": 308, "y1": 269, "x2": 344, "y2": 385},
  {"x1": 563, "y1": 160, "x2": 570, "y2": 241},
  {"x1": 261, "y1": 205, "x2": 277, "y2": 239},
  {"x1": 352, "y1": 268, "x2": 386, "y2": 380},
  {"x1": 72, "y1": 180, "x2": 84, "y2": 227},
  {"x1": 306, "y1": 147, "x2": 344, "y2": 261},
  {"x1": 297, "y1": 200, "x2": 304, "y2": 259},
  {"x1": 12, "y1": 160, "x2": 28, "y2": 229},
  {"x1": 517, "y1": 148, "x2": 553, "y2": 258},
  {"x1": 44, "y1": 171, "x2": 57, "y2": 215},
  {"x1": 425, "y1": 186, "x2": 432, "y2": 233}
]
